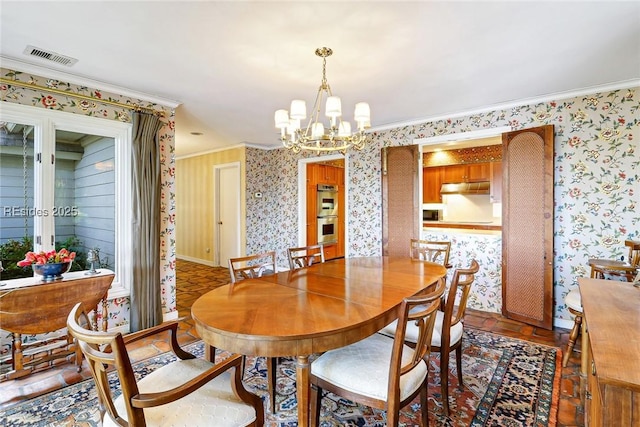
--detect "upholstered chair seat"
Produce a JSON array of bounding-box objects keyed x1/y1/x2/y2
[
  {"x1": 311, "y1": 333, "x2": 428, "y2": 402},
  {"x1": 105, "y1": 358, "x2": 258, "y2": 427},
  {"x1": 565, "y1": 288, "x2": 582, "y2": 313}
]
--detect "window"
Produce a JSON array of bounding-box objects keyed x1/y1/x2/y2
[{"x1": 0, "y1": 102, "x2": 132, "y2": 297}]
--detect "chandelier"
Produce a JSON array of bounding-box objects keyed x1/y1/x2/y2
[{"x1": 274, "y1": 47, "x2": 371, "y2": 153}]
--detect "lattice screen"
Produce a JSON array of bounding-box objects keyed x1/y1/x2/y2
[
  {"x1": 382, "y1": 146, "x2": 418, "y2": 257},
  {"x1": 504, "y1": 132, "x2": 546, "y2": 321}
]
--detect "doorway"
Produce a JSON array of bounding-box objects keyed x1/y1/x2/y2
[
  {"x1": 297, "y1": 154, "x2": 347, "y2": 260},
  {"x1": 213, "y1": 162, "x2": 241, "y2": 267}
]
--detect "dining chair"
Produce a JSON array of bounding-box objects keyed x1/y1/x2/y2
[
  {"x1": 562, "y1": 239, "x2": 640, "y2": 367},
  {"x1": 410, "y1": 238, "x2": 452, "y2": 268},
  {"x1": 309, "y1": 277, "x2": 446, "y2": 427},
  {"x1": 379, "y1": 259, "x2": 480, "y2": 416},
  {"x1": 287, "y1": 244, "x2": 325, "y2": 270},
  {"x1": 227, "y1": 250, "x2": 279, "y2": 413},
  {"x1": 228, "y1": 250, "x2": 277, "y2": 283},
  {"x1": 66, "y1": 302, "x2": 264, "y2": 427}
]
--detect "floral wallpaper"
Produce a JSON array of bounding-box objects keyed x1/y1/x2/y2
[
  {"x1": 246, "y1": 86, "x2": 639, "y2": 325},
  {"x1": 0, "y1": 68, "x2": 176, "y2": 354}
]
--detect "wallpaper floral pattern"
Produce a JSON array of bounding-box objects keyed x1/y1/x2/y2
[
  {"x1": 246, "y1": 86, "x2": 639, "y2": 324},
  {"x1": 0, "y1": 68, "x2": 176, "y2": 354}
]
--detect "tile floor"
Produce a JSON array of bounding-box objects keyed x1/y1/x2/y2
[{"x1": 0, "y1": 259, "x2": 584, "y2": 426}]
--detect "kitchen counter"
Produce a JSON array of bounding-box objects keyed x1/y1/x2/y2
[
  {"x1": 421, "y1": 228, "x2": 502, "y2": 314},
  {"x1": 423, "y1": 221, "x2": 502, "y2": 231}
]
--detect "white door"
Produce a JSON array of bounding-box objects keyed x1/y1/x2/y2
[{"x1": 214, "y1": 162, "x2": 241, "y2": 267}]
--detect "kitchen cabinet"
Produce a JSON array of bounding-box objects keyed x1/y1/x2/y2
[
  {"x1": 323, "y1": 244, "x2": 337, "y2": 260},
  {"x1": 490, "y1": 161, "x2": 502, "y2": 202},
  {"x1": 442, "y1": 162, "x2": 490, "y2": 183},
  {"x1": 580, "y1": 277, "x2": 640, "y2": 427},
  {"x1": 309, "y1": 163, "x2": 343, "y2": 185},
  {"x1": 422, "y1": 167, "x2": 443, "y2": 203}
]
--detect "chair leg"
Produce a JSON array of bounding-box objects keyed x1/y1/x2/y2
[
  {"x1": 420, "y1": 382, "x2": 429, "y2": 427},
  {"x1": 455, "y1": 344, "x2": 463, "y2": 391},
  {"x1": 267, "y1": 357, "x2": 277, "y2": 413},
  {"x1": 440, "y1": 346, "x2": 450, "y2": 416},
  {"x1": 562, "y1": 314, "x2": 582, "y2": 367},
  {"x1": 310, "y1": 383, "x2": 322, "y2": 427},
  {"x1": 205, "y1": 345, "x2": 216, "y2": 363}
]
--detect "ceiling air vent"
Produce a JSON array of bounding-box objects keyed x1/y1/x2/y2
[{"x1": 23, "y1": 45, "x2": 78, "y2": 67}]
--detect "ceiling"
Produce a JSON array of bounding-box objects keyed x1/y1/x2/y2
[{"x1": 1, "y1": 1, "x2": 639, "y2": 158}]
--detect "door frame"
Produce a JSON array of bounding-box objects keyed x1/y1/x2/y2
[
  {"x1": 297, "y1": 154, "x2": 347, "y2": 248},
  {"x1": 213, "y1": 161, "x2": 241, "y2": 267}
]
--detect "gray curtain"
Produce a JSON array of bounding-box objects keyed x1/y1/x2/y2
[{"x1": 130, "y1": 112, "x2": 163, "y2": 332}]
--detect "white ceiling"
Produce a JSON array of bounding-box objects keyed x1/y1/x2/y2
[{"x1": 1, "y1": 1, "x2": 639, "y2": 157}]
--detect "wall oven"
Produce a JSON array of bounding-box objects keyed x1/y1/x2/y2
[
  {"x1": 317, "y1": 184, "x2": 338, "y2": 217},
  {"x1": 317, "y1": 216, "x2": 338, "y2": 244},
  {"x1": 316, "y1": 184, "x2": 338, "y2": 244}
]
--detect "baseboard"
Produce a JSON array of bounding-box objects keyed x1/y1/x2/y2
[
  {"x1": 163, "y1": 310, "x2": 179, "y2": 322},
  {"x1": 176, "y1": 254, "x2": 215, "y2": 266}
]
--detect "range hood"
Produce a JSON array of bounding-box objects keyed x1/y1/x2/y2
[{"x1": 440, "y1": 181, "x2": 490, "y2": 195}]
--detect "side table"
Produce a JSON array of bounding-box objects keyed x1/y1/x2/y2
[{"x1": 0, "y1": 269, "x2": 114, "y2": 380}]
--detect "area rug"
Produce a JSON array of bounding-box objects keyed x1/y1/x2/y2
[{"x1": 0, "y1": 328, "x2": 560, "y2": 426}]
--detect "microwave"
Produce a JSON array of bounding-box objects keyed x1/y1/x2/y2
[{"x1": 423, "y1": 209, "x2": 441, "y2": 221}]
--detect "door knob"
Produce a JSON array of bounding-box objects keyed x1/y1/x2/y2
[{"x1": 217, "y1": 221, "x2": 223, "y2": 225}]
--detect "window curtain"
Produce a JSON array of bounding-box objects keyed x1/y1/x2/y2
[{"x1": 130, "y1": 112, "x2": 163, "y2": 332}]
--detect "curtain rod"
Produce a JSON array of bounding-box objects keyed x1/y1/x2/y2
[{"x1": 0, "y1": 77, "x2": 158, "y2": 114}]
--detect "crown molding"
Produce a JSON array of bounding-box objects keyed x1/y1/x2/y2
[
  {"x1": 0, "y1": 55, "x2": 181, "y2": 109},
  {"x1": 370, "y1": 78, "x2": 640, "y2": 133}
]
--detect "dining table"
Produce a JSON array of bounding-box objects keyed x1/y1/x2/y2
[{"x1": 191, "y1": 255, "x2": 447, "y2": 427}]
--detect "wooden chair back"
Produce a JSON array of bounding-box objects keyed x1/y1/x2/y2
[
  {"x1": 626, "y1": 239, "x2": 640, "y2": 267},
  {"x1": 391, "y1": 277, "x2": 446, "y2": 373},
  {"x1": 588, "y1": 240, "x2": 640, "y2": 282},
  {"x1": 410, "y1": 238, "x2": 452, "y2": 268},
  {"x1": 228, "y1": 251, "x2": 276, "y2": 283},
  {"x1": 287, "y1": 244, "x2": 325, "y2": 270},
  {"x1": 442, "y1": 259, "x2": 480, "y2": 329}
]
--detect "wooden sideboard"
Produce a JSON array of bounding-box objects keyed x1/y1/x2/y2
[
  {"x1": 0, "y1": 269, "x2": 114, "y2": 380},
  {"x1": 579, "y1": 277, "x2": 640, "y2": 426}
]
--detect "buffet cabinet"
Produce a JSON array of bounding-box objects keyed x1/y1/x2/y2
[{"x1": 579, "y1": 277, "x2": 640, "y2": 426}]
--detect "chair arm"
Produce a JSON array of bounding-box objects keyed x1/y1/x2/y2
[
  {"x1": 130, "y1": 353, "x2": 244, "y2": 408},
  {"x1": 123, "y1": 319, "x2": 195, "y2": 360},
  {"x1": 122, "y1": 319, "x2": 181, "y2": 344}
]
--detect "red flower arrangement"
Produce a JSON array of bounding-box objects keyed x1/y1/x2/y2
[{"x1": 17, "y1": 248, "x2": 76, "y2": 267}]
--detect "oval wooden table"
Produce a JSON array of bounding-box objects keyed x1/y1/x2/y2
[{"x1": 191, "y1": 256, "x2": 447, "y2": 426}]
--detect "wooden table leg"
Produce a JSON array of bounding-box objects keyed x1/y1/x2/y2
[
  {"x1": 580, "y1": 317, "x2": 589, "y2": 403},
  {"x1": 296, "y1": 355, "x2": 310, "y2": 427}
]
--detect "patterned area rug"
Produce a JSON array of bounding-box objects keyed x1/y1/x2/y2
[{"x1": 1, "y1": 329, "x2": 560, "y2": 426}]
